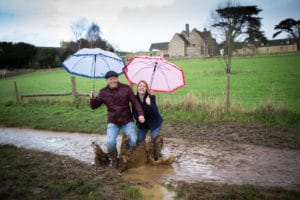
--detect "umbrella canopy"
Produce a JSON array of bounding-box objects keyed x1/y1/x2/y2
[
  {"x1": 123, "y1": 56, "x2": 185, "y2": 92},
  {"x1": 61, "y1": 48, "x2": 124, "y2": 78}
]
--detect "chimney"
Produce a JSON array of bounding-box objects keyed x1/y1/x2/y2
[{"x1": 185, "y1": 24, "x2": 190, "y2": 36}]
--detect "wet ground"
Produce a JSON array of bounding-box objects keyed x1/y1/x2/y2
[{"x1": 0, "y1": 127, "x2": 299, "y2": 191}]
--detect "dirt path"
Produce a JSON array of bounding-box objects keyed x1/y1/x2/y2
[{"x1": 0, "y1": 127, "x2": 299, "y2": 191}]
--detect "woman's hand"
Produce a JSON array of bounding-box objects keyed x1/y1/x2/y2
[
  {"x1": 138, "y1": 115, "x2": 145, "y2": 123},
  {"x1": 145, "y1": 95, "x2": 151, "y2": 105}
]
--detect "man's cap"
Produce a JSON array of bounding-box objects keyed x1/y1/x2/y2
[{"x1": 105, "y1": 71, "x2": 118, "y2": 79}]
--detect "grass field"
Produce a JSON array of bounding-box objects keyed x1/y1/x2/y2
[
  {"x1": 0, "y1": 53, "x2": 299, "y2": 129},
  {"x1": 1, "y1": 52, "x2": 299, "y2": 111},
  {"x1": 170, "y1": 53, "x2": 300, "y2": 111}
]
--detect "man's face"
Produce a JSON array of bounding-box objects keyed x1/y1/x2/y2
[{"x1": 106, "y1": 76, "x2": 118, "y2": 88}]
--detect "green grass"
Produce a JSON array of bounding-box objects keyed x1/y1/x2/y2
[
  {"x1": 0, "y1": 53, "x2": 299, "y2": 130},
  {"x1": 168, "y1": 53, "x2": 300, "y2": 111},
  {"x1": 1, "y1": 52, "x2": 299, "y2": 112},
  {"x1": 0, "y1": 101, "x2": 108, "y2": 133}
]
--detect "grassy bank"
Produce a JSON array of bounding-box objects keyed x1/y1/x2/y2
[
  {"x1": 174, "y1": 181, "x2": 300, "y2": 200},
  {"x1": 1, "y1": 102, "x2": 299, "y2": 149},
  {"x1": 0, "y1": 145, "x2": 143, "y2": 200},
  {"x1": 1, "y1": 100, "x2": 299, "y2": 130}
]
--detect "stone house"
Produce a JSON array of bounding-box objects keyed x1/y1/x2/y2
[
  {"x1": 168, "y1": 24, "x2": 219, "y2": 58},
  {"x1": 235, "y1": 39, "x2": 297, "y2": 55}
]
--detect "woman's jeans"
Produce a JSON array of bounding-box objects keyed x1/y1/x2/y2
[
  {"x1": 137, "y1": 126, "x2": 161, "y2": 142},
  {"x1": 106, "y1": 122, "x2": 137, "y2": 153}
]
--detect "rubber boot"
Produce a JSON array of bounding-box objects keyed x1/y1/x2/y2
[
  {"x1": 153, "y1": 135, "x2": 163, "y2": 161},
  {"x1": 107, "y1": 149, "x2": 118, "y2": 168}
]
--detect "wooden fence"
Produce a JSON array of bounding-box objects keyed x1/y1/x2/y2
[{"x1": 14, "y1": 76, "x2": 89, "y2": 103}]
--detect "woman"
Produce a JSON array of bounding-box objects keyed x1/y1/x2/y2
[{"x1": 133, "y1": 80, "x2": 163, "y2": 160}]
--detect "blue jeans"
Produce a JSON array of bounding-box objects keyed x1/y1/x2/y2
[
  {"x1": 137, "y1": 126, "x2": 161, "y2": 142},
  {"x1": 106, "y1": 122, "x2": 137, "y2": 152}
]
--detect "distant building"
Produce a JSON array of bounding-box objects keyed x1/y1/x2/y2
[
  {"x1": 168, "y1": 24, "x2": 219, "y2": 58},
  {"x1": 148, "y1": 42, "x2": 169, "y2": 58},
  {"x1": 235, "y1": 39, "x2": 297, "y2": 55},
  {"x1": 147, "y1": 24, "x2": 219, "y2": 58}
]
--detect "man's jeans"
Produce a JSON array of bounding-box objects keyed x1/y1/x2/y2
[{"x1": 107, "y1": 122, "x2": 137, "y2": 153}]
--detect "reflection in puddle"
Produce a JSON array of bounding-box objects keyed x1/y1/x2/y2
[{"x1": 0, "y1": 127, "x2": 299, "y2": 191}]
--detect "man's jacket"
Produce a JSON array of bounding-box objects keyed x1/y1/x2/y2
[{"x1": 90, "y1": 82, "x2": 144, "y2": 126}]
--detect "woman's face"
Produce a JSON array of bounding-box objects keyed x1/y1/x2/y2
[{"x1": 137, "y1": 82, "x2": 147, "y2": 95}]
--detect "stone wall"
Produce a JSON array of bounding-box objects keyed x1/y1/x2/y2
[{"x1": 169, "y1": 34, "x2": 186, "y2": 57}]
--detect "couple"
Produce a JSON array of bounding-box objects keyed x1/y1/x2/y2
[{"x1": 90, "y1": 71, "x2": 163, "y2": 167}]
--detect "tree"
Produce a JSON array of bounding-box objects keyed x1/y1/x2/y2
[
  {"x1": 37, "y1": 48, "x2": 59, "y2": 68},
  {"x1": 211, "y1": 2, "x2": 266, "y2": 111},
  {"x1": 71, "y1": 18, "x2": 88, "y2": 50},
  {"x1": 273, "y1": 18, "x2": 300, "y2": 50},
  {"x1": 0, "y1": 42, "x2": 37, "y2": 69},
  {"x1": 86, "y1": 22, "x2": 101, "y2": 48}
]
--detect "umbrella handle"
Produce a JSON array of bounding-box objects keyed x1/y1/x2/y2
[{"x1": 93, "y1": 78, "x2": 95, "y2": 92}]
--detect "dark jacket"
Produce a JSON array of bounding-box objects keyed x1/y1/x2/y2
[
  {"x1": 90, "y1": 82, "x2": 144, "y2": 126},
  {"x1": 133, "y1": 92, "x2": 163, "y2": 130}
]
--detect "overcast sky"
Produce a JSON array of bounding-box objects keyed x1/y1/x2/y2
[{"x1": 0, "y1": 0, "x2": 299, "y2": 52}]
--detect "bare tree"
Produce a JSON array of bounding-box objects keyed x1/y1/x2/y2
[
  {"x1": 211, "y1": 1, "x2": 266, "y2": 111},
  {"x1": 71, "y1": 18, "x2": 88, "y2": 50},
  {"x1": 86, "y1": 23, "x2": 102, "y2": 48},
  {"x1": 273, "y1": 18, "x2": 300, "y2": 50}
]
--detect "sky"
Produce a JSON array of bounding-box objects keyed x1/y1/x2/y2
[{"x1": 0, "y1": 0, "x2": 299, "y2": 52}]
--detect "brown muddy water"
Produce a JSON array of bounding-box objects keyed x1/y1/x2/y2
[{"x1": 0, "y1": 127, "x2": 299, "y2": 191}]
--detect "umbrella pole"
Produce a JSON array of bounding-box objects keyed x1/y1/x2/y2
[
  {"x1": 149, "y1": 62, "x2": 158, "y2": 90},
  {"x1": 92, "y1": 55, "x2": 96, "y2": 92}
]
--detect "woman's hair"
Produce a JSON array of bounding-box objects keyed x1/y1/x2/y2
[{"x1": 137, "y1": 80, "x2": 153, "y2": 95}]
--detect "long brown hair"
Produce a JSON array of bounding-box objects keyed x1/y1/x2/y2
[{"x1": 137, "y1": 80, "x2": 153, "y2": 95}]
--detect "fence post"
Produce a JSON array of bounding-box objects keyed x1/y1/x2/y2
[
  {"x1": 71, "y1": 76, "x2": 78, "y2": 101},
  {"x1": 14, "y1": 81, "x2": 21, "y2": 103}
]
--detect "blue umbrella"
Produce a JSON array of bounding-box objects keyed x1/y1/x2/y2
[{"x1": 61, "y1": 48, "x2": 125, "y2": 90}]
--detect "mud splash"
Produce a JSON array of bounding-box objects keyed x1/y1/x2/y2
[{"x1": 0, "y1": 127, "x2": 299, "y2": 191}]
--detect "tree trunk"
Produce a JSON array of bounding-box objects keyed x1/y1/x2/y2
[{"x1": 226, "y1": 73, "x2": 231, "y2": 112}]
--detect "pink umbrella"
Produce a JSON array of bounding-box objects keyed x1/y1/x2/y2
[{"x1": 122, "y1": 56, "x2": 185, "y2": 92}]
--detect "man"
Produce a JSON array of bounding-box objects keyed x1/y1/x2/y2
[{"x1": 90, "y1": 71, "x2": 145, "y2": 167}]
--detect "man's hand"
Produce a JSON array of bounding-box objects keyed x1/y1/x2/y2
[
  {"x1": 138, "y1": 115, "x2": 145, "y2": 123},
  {"x1": 90, "y1": 91, "x2": 96, "y2": 99}
]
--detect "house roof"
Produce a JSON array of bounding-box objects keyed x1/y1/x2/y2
[
  {"x1": 174, "y1": 28, "x2": 214, "y2": 45},
  {"x1": 253, "y1": 39, "x2": 295, "y2": 47},
  {"x1": 149, "y1": 42, "x2": 169, "y2": 51},
  {"x1": 176, "y1": 33, "x2": 190, "y2": 45},
  {"x1": 195, "y1": 30, "x2": 212, "y2": 40}
]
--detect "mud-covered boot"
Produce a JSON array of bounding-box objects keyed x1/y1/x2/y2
[
  {"x1": 107, "y1": 150, "x2": 118, "y2": 168},
  {"x1": 153, "y1": 135, "x2": 163, "y2": 161},
  {"x1": 91, "y1": 142, "x2": 109, "y2": 166}
]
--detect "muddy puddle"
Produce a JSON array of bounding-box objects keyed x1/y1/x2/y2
[{"x1": 0, "y1": 127, "x2": 299, "y2": 191}]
